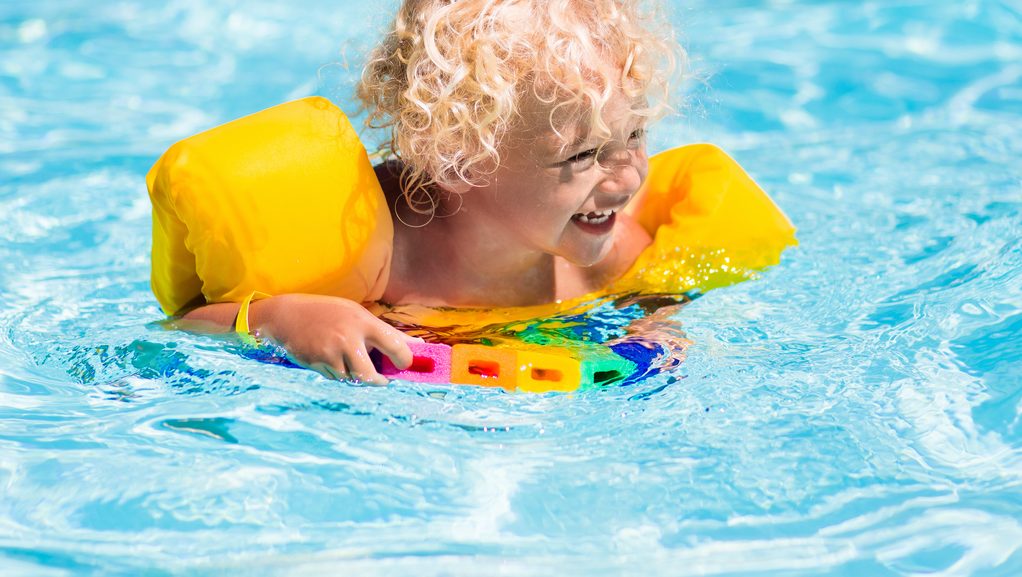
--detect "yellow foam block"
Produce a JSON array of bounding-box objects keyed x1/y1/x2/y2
[
  {"x1": 514, "y1": 348, "x2": 582, "y2": 393},
  {"x1": 507, "y1": 342, "x2": 635, "y2": 390},
  {"x1": 451, "y1": 344, "x2": 518, "y2": 390}
]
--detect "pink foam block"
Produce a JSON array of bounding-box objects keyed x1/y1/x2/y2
[{"x1": 375, "y1": 342, "x2": 452, "y2": 383}]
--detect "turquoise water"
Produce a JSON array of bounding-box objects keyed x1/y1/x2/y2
[{"x1": 2, "y1": 1, "x2": 1021, "y2": 575}]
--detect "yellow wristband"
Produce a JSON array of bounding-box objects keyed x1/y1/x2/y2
[{"x1": 235, "y1": 291, "x2": 272, "y2": 343}]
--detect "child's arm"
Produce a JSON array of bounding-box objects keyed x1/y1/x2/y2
[{"x1": 182, "y1": 295, "x2": 418, "y2": 384}]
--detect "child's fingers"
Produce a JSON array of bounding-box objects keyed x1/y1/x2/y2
[
  {"x1": 343, "y1": 344, "x2": 388, "y2": 385},
  {"x1": 367, "y1": 327, "x2": 415, "y2": 371},
  {"x1": 307, "y1": 361, "x2": 348, "y2": 381}
]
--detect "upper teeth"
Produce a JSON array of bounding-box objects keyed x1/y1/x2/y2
[{"x1": 577, "y1": 210, "x2": 615, "y2": 224}]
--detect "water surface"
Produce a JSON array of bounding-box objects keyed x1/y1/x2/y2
[{"x1": 1, "y1": 1, "x2": 1020, "y2": 575}]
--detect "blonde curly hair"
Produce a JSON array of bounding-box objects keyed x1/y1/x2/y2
[{"x1": 357, "y1": 0, "x2": 681, "y2": 215}]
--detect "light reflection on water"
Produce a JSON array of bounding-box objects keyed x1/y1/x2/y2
[{"x1": 1, "y1": 1, "x2": 1021, "y2": 575}]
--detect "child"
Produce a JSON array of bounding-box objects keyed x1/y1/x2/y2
[
  {"x1": 149, "y1": 1, "x2": 788, "y2": 386},
  {"x1": 160, "y1": 0, "x2": 678, "y2": 383}
]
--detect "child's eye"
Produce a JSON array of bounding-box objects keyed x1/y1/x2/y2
[
  {"x1": 566, "y1": 148, "x2": 598, "y2": 164},
  {"x1": 559, "y1": 147, "x2": 599, "y2": 169},
  {"x1": 558, "y1": 130, "x2": 644, "y2": 169}
]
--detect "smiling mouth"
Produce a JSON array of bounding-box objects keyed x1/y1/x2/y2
[{"x1": 571, "y1": 209, "x2": 617, "y2": 234}]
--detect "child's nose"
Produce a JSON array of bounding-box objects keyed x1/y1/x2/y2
[{"x1": 597, "y1": 150, "x2": 645, "y2": 194}]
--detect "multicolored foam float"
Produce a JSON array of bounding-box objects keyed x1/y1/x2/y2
[{"x1": 373, "y1": 341, "x2": 638, "y2": 392}]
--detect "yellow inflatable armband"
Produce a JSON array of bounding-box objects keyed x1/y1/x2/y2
[
  {"x1": 614, "y1": 143, "x2": 798, "y2": 295},
  {"x1": 146, "y1": 97, "x2": 392, "y2": 316}
]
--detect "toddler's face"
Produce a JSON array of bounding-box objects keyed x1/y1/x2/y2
[{"x1": 464, "y1": 92, "x2": 649, "y2": 267}]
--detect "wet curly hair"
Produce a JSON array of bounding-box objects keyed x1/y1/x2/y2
[{"x1": 357, "y1": 0, "x2": 681, "y2": 216}]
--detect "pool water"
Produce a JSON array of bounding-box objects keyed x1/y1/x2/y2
[{"x1": 2, "y1": 1, "x2": 1021, "y2": 575}]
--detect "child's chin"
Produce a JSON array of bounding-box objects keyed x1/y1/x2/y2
[{"x1": 561, "y1": 241, "x2": 614, "y2": 268}]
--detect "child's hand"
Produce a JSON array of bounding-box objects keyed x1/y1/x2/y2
[{"x1": 250, "y1": 294, "x2": 420, "y2": 384}]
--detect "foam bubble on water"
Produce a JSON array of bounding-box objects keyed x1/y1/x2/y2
[
  {"x1": 904, "y1": 35, "x2": 940, "y2": 57},
  {"x1": 780, "y1": 108, "x2": 818, "y2": 130},
  {"x1": 17, "y1": 19, "x2": 47, "y2": 44}
]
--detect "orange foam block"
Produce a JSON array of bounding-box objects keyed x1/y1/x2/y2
[{"x1": 450, "y1": 344, "x2": 518, "y2": 390}]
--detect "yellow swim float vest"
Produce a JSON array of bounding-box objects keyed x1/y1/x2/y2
[{"x1": 147, "y1": 97, "x2": 796, "y2": 319}]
